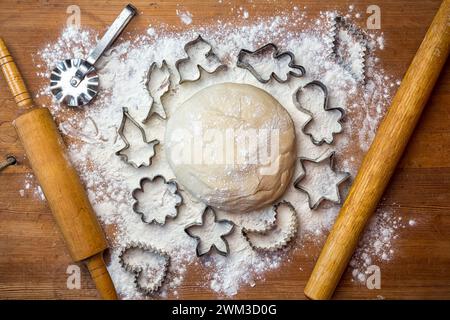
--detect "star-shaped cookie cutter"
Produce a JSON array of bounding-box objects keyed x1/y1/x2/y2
[
  {"x1": 118, "y1": 241, "x2": 170, "y2": 295},
  {"x1": 132, "y1": 175, "x2": 183, "y2": 225},
  {"x1": 184, "y1": 206, "x2": 235, "y2": 257},
  {"x1": 294, "y1": 151, "x2": 350, "y2": 210},
  {"x1": 175, "y1": 35, "x2": 227, "y2": 84},
  {"x1": 115, "y1": 107, "x2": 160, "y2": 168},
  {"x1": 237, "y1": 43, "x2": 306, "y2": 83},
  {"x1": 293, "y1": 80, "x2": 345, "y2": 145}
]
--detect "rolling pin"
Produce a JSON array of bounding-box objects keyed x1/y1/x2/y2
[
  {"x1": 304, "y1": 0, "x2": 450, "y2": 300},
  {"x1": 0, "y1": 38, "x2": 118, "y2": 300}
]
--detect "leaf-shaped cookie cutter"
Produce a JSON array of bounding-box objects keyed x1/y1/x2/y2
[
  {"x1": 115, "y1": 107, "x2": 160, "y2": 168},
  {"x1": 175, "y1": 35, "x2": 227, "y2": 84},
  {"x1": 184, "y1": 206, "x2": 235, "y2": 257},
  {"x1": 118, "y1": 241, "x2": 170, "y2": 295},
  {"x1": 143, "y1": 60, "x2": 171, "y2": 122},
  {"x1": 293, "y1": 80, "x2": 345, "y2": 145},
  {"x1": 330, "y1": 16, "x2": 368, "y2": 83},
  {"x1": 132, "y1": 175, "x2": 183, "y2": 225},
  {"x1": 237, "y1": 43, "x2": 306, "y2": 83},
  {"x1": 242, "y1": 201, "x2": 298, "y2": 252},
  {"x1": 293, "y1": 151, "x2": 350, "y2": 210}
]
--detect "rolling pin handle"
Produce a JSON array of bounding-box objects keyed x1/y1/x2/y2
[
  {"x1": 85, "y1": 253, "x2": 118, "y2": 300},
  {"x1": 0, "y1": 38, "x2": 34, "y2": 109}
]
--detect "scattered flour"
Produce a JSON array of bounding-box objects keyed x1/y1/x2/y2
[
  {"x1": 29, "y1": 6, "x2": 409, "y2": 298},
  {"x1": 176, "y1": 9, "x2": 193, "y2": 25}
]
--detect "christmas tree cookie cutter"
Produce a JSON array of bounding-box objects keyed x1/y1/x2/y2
[
  {"x1": 293, "y1": 80, "x2": 345, "y2": 145},
  {"x1": 175, "y1": 35, "x2": 227, "y2": 84},
  {"x1": 330, "y1": 15, "x2": 368, "y2": 83},
  {"x1": 237, "y1": 43, "x2": 306, "y2": 83},
  {"x1": 118, "y1": 241, "x2": 170, "y2": 295},
  {"x1": 115, "y1": 107, "x2": 160, "y2": 168},
  {"x1": 132, "y1": 175, "x2": 183, "y2": 225},
  {"x1": 242, "y1": 201, "x2": 298, "y2": 252},
  {"x1": 184, "y1": 206, "x2": 235, "y2": 257}
]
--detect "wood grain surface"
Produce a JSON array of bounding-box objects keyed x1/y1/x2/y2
[{"x1": 0, "y1": 0, "x2": 449, "y2": 300}]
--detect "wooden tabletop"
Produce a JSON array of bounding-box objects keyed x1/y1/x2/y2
[{"x1": 0, "y1": 0, "x2": 449, "y2": 300}]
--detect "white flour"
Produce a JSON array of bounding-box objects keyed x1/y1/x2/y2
[{"x1": 25, "y1": 6, "x2": 411, "y2": 298}]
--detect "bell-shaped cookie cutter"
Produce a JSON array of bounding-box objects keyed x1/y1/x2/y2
[
  {"x1": 118, "y1": 241, "x2": 170, "y2": 295},
  {"x1": 132, "y1": 175, "x2": 183, "y2": 225},
  {"x1": 115, "y1": 107, "x2": 160, "y2": 168},
  {"x1": 293, "y1": 80, "x2": 345, "y2": 145},
  {"x1": 184, "y1": 206, "x2": 235, "y2": 257},
  {"x1": 237, "y1": 43, "x2": 306, "y2": 83}
]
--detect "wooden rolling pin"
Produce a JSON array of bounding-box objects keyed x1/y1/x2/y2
[
  {"x1": 0, "y1": 38, "x2": 117, "y2": 300},
  {"x1": 304, "y1": 0, "x2": 450, "y2": 300}
]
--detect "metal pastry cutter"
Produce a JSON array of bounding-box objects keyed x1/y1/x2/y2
[{"x1": 50, "y1": 4, "x2": 137, "y2": 106}]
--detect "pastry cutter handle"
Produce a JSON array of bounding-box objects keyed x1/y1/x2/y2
[
  {"x1": 86, "y1": 4, "x2": 137, "y2": 66},
  {"x1": 72, "y1": 4, "x2": 137, "y2": 85}
]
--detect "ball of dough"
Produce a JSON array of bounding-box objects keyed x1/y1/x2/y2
[{"x1": 165, "y1": 83, "x2": 296, "y2": 212}]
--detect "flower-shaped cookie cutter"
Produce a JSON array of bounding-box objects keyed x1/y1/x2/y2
[
  {"x1": 132, "y1": 175, "x2": 183, "y2": 225},
  {"x1": 184, "y1": 206, "x2": 235, "y2": 257}
]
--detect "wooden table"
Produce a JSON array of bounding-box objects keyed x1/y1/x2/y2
[{"x1": 0, "y1": 0, "x2": 449, "y2": 300}]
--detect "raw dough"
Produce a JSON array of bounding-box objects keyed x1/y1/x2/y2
[{"x1": 165, "y1": 83, "x2": 296, "y2": 212}]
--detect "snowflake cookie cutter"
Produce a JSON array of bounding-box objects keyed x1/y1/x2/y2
[
  {"x1": 242, "y1": 201, "x2": 298, "y2": 252},
  {"x1": 175, "y1": 35, "x2": 227, "y2": 84},
  {"x1": 118, "y1": 241, "x2": 170, "y2": 295},
  {"x1": 294, "y1": 151, "x2": 350, "y2": 210},
  {"x1": 132, "y1": 175, "x2": 183, "y2": 225},
  {"x1": 293, "y1": 80, "x2": 345, "y2": 145},
  {"x1": 184, "y1": 206, "x2": 235, "y2": 257},
  {"x1": 237, "y1": 43, "x2": 306, "y2": 84},
  {"x1": 330, "y1": 16, "x2": 368, "y2": 83},
  {"x1": 115, "y1": 107, "x2": 160, "y2": 168},
  {"x1": 143, "y1": 60, "x2": 171, "y2": 122}
]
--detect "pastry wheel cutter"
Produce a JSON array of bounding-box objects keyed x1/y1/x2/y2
[{"x1": 50, "y1": 4, "x2": 137, "y2": 107}]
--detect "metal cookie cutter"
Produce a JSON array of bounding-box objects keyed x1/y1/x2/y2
[
  {"x1": 242, "y1": 201, "x2": 298, "y2": 252},
  {"x1": 330, "y1": 16, "x2": 368, "y2": 83},
  {"x1": 50, "y1": 4, "x2": 137, "y2": 106},
  {"x1": 294, "y1": 151, "x2": 350, "y2": 210},
  {"x1": 115, "y1": 107, "x2": 160, "y2": 168},
  {"x1": 143, "y1": 60, "x2": 171, "y2": 122},
  {"x1": 237, "y1": 43, "x2": 305, "y2": 83},
  {"x1": 175, "y1": 35, "x2": 227, "y2": 84},
  {"x1": 132, "y1": 175, "x2": 183, "y2": 225},
  {"x1": 184, "y1": 207, "x2": 235, "y2": 257},
  {"x1": 293, "y1": 80, "x2": 345, "y2": 145},
  {"x1": 118, "y1": 242, "x2": 170, "y2": 295}
]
